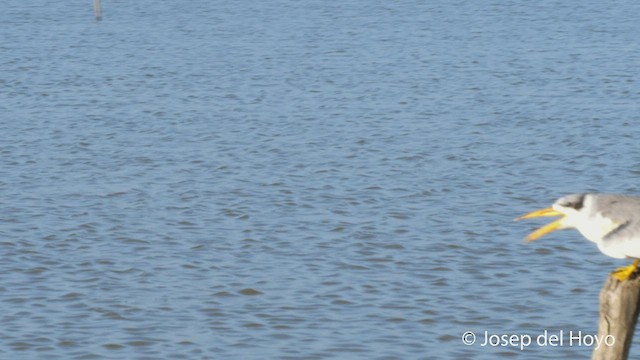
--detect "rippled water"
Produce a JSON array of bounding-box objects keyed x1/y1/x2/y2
[{"x1": 2, "y1": 0, "x2": 640, "y2": 359}]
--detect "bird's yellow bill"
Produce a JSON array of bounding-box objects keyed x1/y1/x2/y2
[
  {"x1": 516, "y1": 207, "x2": 565, "y2": 242},
  {"x1": 516, "y1": 207, "x2": 563, "y2": 220}
]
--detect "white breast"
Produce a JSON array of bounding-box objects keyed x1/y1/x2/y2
[
  {"x1": 597, "y1": 240, "x2": 640, "y2": 259},
  {"x1": 574, "y1": 213, "x2": 621, "y2": 244}
]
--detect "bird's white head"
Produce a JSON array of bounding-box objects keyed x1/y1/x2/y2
[{"x1": 516, "y1": 193, "x2": 587, "y2": 242}]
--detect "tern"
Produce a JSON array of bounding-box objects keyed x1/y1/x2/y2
[{"x1": 517, "y1": 193, "x2": 640, "y2": 281}]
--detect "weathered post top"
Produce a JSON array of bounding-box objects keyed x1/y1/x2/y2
[{"x1": 592, "y1": 273, "x2": 640, "y2": 360}]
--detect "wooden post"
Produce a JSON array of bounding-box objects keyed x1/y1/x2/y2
[
  {"x1": 94, "y1": 0, "x2": 102, "y2": 21},
  {"x1": 592, "y1": 274, "x2": 640, "y2": 360}
]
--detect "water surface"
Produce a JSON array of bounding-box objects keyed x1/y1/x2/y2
[{"x1": 2, "y1": 0, "x2": 640, "y2": 359}]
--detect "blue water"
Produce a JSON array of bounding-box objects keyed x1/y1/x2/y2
[{"x1": 2, "y1": 0, "x2": 640, "y2": 359}]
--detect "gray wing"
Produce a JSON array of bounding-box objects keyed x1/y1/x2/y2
[{"x1": 597, "y1": 195, "x2": 640, "y2": 243}]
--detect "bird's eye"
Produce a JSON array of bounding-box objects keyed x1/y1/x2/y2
[{"x1": 562, "y1": 194, "x2": 585, "y2": 210}]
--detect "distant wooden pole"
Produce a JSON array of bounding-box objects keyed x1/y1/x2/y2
[
  {"x1": 94, "y1": 0, "x2": 102, "y2": 21},
  {"x1": 592, "y1": 274, "x2": 640, "y2": 360}
]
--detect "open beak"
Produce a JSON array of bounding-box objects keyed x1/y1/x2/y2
[{"x1": 515, "y1": 207, "x2": 565, "y2": 242}]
